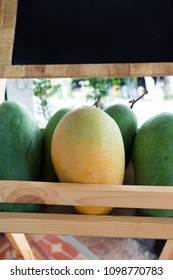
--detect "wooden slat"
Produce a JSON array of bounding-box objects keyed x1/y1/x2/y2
[
  {"x1": 159, "y1": 240, "x2": 173, "y2": 260},
  {"x1": 0, "y1": 65, "x2": 25, "y2": 77},
  {"x1": 0, "y1": 0, "x2": 18, "y2": 65},
  {"x1": 0, "y1": 0, "x2": 6, "y2": 46},
  {"x1": 0, "y1": 64, "x2": 130, "y2": 78},
  {"x1": 1, "y1": 62, "x2": 173, "y2": 78},
  {"x1": 44, "y1": 63, "x2": 130, "y2": 78},
  {"x1": 0, "y1": 212, "x2": 173, "y2": 239},
  {"x1": 0, "y1": 180, "x2": 173, "y2": 210},
  {"x1": 6, "y1": 233, "x2": 36, "y2": 260},
  {"x1": 130, "y1": 62, "x2": 173, "y2": 77}
]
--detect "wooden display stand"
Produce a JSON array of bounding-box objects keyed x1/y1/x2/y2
[{"x1": 1, "y1": 0, "x2": 173, "y2": 260}]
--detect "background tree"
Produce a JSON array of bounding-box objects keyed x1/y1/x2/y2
[
  {"x1": 72, "y1": 77, "x2": 132, "y2": 107},
  {"x1": 33, "y1": 79, "x2": 60, "y2": 121}
]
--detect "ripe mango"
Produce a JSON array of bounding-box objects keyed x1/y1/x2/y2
[
  {"x1": 51, "y1": 107, "x2": 125, "y2": 215},
  {"x1": 41, "y1": 107, "x2": 71, "y2": 182},
  {"x1": 104, "y1": 104, "x2": 138, "y2": 167},
  {"x1": 133, "y1": 112, "x2": 173, "y2": 217},
  {"x1": 0, "y1": 101, "x2": 42, "y2": 212}
]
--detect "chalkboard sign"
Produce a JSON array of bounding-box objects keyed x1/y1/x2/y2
[{"x1": 12, "y1": 0, "x2": 173, "y2": 65}]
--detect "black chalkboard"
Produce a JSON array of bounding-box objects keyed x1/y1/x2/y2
[{"x1": 12, "y1": 0, "x2": 173, "y2": 65}]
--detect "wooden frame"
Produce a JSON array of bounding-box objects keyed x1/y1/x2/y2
[
  {"x1": 5, "y1": 233, "x2": 36, "y2": 259},
  {"x1": 1, "y1": 0, "x2": 173, "y2": 260},
  {"x1": 1, "y1": 0, "x2": 173, "y2": 78}
]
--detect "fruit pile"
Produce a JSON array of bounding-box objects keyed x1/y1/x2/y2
[{"x1": 0, "y1": 100, "x2": 173, "y2": 217}]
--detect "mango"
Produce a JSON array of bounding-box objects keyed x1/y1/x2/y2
[
  {"x1": 0, "y1": 101, "x2": 42, "y2": 212},
  {"x1": 51, "y1": 107, "x2": 125, "y2": 215},
  {"x1": 41, "y1": 107, "x2": 71, "y2": 182},
  {"x1": 133, "y1": 112, "x2": 173, "y2": 217},
  {"x1": 104, "y1": 104, "x2": 138, "y2": 167}
]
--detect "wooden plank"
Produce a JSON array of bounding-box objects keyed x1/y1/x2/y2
[
  {"x1": 1, "y1": 65, "x2": 26, "y2": 77},
  {"x1": 130, "y1": 62, "x2": 173, "y2": 77},
  {"x1": 1, "y1": 62, "x2": 173, "y2": 78},
  {"x1": 0, "y1": 212, "x2": 173, "y2": 239},
  {"x1": 6, "y1": 233, "x2": 36, "y2": 260},
  {"x1": 0, "y1": 0, "x2": 18, "y2": 65},
  {"x1": 3, "y1": 0, "x2": 17, "y2": 29},
  {"x1": 0, "y1": 47, "x2": 12, "y2": 64},
  {"x1": 159, "y1": 240, "x2": 173, "y2": 260},
  {"x1": 0, "y1": 63, "x2": 130, "y2": 78},
  {"x1": 0, "y1": 180, "x2": 173, "y2": 210},
  {"x1": 44, "y1": 64, "x2": 130, "y2": 78},
  {"x1": 0, "y1": 0, "x2": 6, "y2": 46}
]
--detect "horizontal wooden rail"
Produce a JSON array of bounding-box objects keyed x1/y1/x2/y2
[
  {"x1": 0, "y1": 212, "x2": 173, "y2": 239},
  {"x1": 0, "y1": 180, "x2": 173, "y2": 209},
  {"x1": 1, "y1": 63, "x2": 173, "y2": 78}
]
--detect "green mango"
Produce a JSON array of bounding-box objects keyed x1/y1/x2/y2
[
  {"x1": 0, "y1": 203, "x2": 41, "y2": 213},
  {"x1": 41, "y1": 107, "x2": 72, "y2": 182},
  {"x1": 0, "y1": 100, "x2": 42, "y2": 212},
  {"x1": 104, "y1": 104, "x2": 138, "y2": 167},
  {"x1": 133, "y1": 112, "x2": 173, "y2": 217}
]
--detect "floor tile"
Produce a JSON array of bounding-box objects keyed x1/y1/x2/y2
[{"x1": 0, "y1": 233, "x2": 164, "y2": 260}]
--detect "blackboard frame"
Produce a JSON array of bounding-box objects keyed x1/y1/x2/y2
[{"x1": 1, "y1": 0, "x2": 173, "y2": 78}]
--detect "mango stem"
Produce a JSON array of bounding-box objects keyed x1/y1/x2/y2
[
  {"x1": 93, "y1": 96, "x2": 101, "y2": 108},
  {"x1": 129, "y1": 89, "x2": 148, "y2": 109}
]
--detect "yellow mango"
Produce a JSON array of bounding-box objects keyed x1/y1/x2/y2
[{"x1": 51, "y1": 107, "x2": 125, "y2": 214}]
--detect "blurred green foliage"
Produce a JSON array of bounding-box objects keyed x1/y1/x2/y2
[
  {"x1": 33, "y1": 79, "x2": 60, "y2": 120},
  {"x1": 72, "y1": 77, "x2": 133, "y2": 107}
]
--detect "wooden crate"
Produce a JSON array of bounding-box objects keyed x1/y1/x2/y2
[
  {"x1": 1, "y1": 0, "x2": 173, "y2": 260},
  {"x1": 0, "y1": 162, "x2": 173, "y2": 241}
]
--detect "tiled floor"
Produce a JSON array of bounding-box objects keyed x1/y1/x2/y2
[
  {"x1": 0, "y1": 233, "x2": 165, "y2": 260},
  {"x1": 0, "y1": 234, "x2": 86, "y2": 260}
]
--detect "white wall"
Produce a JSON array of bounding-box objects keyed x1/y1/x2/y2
[
  {"x1": 6, "y1": 79, "x2": 34, "y2": 113},
  {"x1": 0, "y1": 79, "x2": 6, "y2": 104}
]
